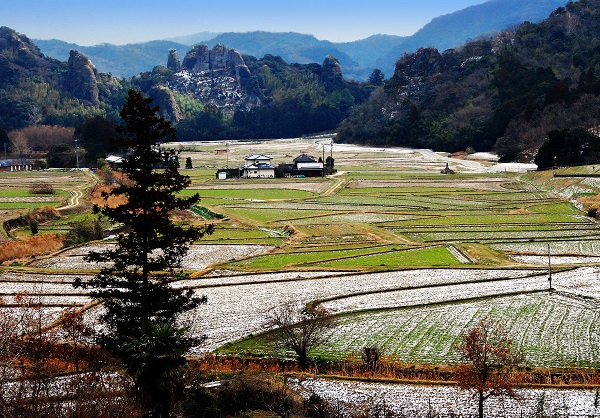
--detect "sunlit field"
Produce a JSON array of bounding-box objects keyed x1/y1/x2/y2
[{"x1": 2, "y1": 138, "x2": 600, "y2": 370}]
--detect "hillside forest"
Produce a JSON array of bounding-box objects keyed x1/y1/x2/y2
[{"x1": 338, "y1": 0, "x2": 600, "y2": 162}]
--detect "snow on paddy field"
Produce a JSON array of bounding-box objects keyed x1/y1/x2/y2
[
  {"x1": 319, "y1": 274, "x2": 549, "y2": 313},
  {"x1": 318, "y1": 292, "x2": 600, "y2": 367},
  {"x1": 0, "y1": 265, "x2": 552, "y2": 353},
  {"x1": 489, "y1": 162, "x2": 538, "y2": 173},
  {"x1": 511, "y1": 254, "x2": 600, "y2": 265},
  {"x1": 177, "y1": 268, "x2": 542, "y2": 353},
  {"x1": 30, "y1": 244, "x2": 275, "y2": 270},
  {"x1": 493, "y1": 241, "x2": 600, "y2": 256},
  {"x1": 294, "y1": 377, "x2": 600, "y2": 418}
]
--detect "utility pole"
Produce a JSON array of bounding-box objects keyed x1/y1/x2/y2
[
  {"x1": 74, "y1": 139, "x2": 80, "y2": 170},
  {"x1": 330, "y1": 140, "x2": 333, "y2": 173},
  {"x1": 548, "y1": 243, "x2": 552, "y2": 290},
  {"x1": 3, "y1": 142, "x2": 6, "y2": 160},
  {"x1": 322, "y1": 143, "x2": 325, "y2": 177},
  {"x1": 226, "y1": 142, "x2": 229, "y2": 169}
]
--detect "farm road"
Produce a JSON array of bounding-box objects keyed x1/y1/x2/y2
[
  {"x1": 57, "y1": 169, "x2": 98, "y2": 213},
  {"x1": 322, "y1": 178, "x2": 347, "y2": 196}
]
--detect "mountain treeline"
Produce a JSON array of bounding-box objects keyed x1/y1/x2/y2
[
  {"x1": 337, "y1": 0, "x2": 600, "y2": 162},
  {"x1": 0, "y1": 26, "x2": 370, "y2": 152},
  {"x1": 34, "y1": 0, "x2": 568, "y2": 81}
]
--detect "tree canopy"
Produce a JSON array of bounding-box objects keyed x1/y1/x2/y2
[
  {"x1": 534, "y1": 128, "x2": 600, "y2": 169},
  {"x1": 455, "y1": 318, "x2": 524, "y2": 418}
]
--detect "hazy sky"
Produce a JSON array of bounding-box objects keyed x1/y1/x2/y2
[{"x1": 2, "y1": 0, "x2": 489, "y2": 45}]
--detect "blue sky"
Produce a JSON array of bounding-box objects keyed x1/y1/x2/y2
[{"x1": 2, "y1": 0, "x2": 488, "y2": 45}]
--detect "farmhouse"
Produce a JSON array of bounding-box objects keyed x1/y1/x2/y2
[
  {"x1": 293, "y1": 154, "x2": 324, "y2": 177},
  {"x1": 0, "y1": 158, "x2": 33, "y2": 172},
  {"x1": 241, "y1": 154, "x2": 275, "y2": 178}
]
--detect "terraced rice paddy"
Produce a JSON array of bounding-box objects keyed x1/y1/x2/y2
[
  {"x1": 3, "y1": 139, "x2": 600, "y2": 374},
  {"x1": 293, "y1": 377, "x2": 600, "y2": 417}
]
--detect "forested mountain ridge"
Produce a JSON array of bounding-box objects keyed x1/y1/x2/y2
[
  {"x1": 0, "y1": 27, "x2": 368, "y2": 142},
  {"x1": 337, "y1": 0, "x2": 600, "y2": 162},
  {"x1": 374, "y1": 0, "x2": 568, "y2": 77},
  {"x1": 134, "y1": 45, "x2": 369, "y2": 141}
]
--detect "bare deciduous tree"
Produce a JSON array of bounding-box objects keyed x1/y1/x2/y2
[
  {"x1": 267, "y1": 303, "x2": 336, "y2": 370},
  {"x1": 455, "y1": 317, "x2": 524, "y2": 418}
]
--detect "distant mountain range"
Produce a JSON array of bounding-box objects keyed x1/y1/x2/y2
[{"x1": 34, "y1": 0, "x2": 568, "y2": 80}]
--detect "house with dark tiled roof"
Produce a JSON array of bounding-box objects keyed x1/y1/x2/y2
[
  {"x1": 241, "y1": 154, "x2": 275, "y2": 178},
  {"x1": 293, "y1": 154, "x2": 324, "y2": 177}
]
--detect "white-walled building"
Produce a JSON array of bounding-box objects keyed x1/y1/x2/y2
[{"x1": 241, "y1": 154, "x2": 275, "y2": 178}]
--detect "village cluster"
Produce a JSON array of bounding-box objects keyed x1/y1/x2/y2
[{"x1": 216, "y1": 152, "x2": 334, "y2": 179}]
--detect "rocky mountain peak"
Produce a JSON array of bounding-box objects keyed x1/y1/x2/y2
[
  {"x1": 170, "y1": 44, "x2": 259, "y2": 112},
  {"x1": 322, "y1": 55, "x2": 343, "y2": 80},
  {"x1": 167, "y1": 49, "x2": 181, "y2": 72},
  {"x1": 66, "y1": 50, "x2": 99, "y2": 105},
  {"x1": 394, "y1": 47, "x2": 444, "y2": 79},
  {"x1": 0, "y1": 26, "x2": 42, "y2": 58},
  {"x1": 180, "y1": 44, "x2": 246, "y2": 77}
]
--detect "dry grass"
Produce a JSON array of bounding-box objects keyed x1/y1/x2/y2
[
  {"x1": 89, "y1": 185, "x2": 127, "y2": 208},
  {"x1": 0, "y1": 234, "x2": 64, "y2": 264}
]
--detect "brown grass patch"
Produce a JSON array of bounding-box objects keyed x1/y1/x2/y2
[
  {"x1": 192, "y1": 354, "x2": 600, "y2": 387},
  {"x1": 2, "y1": 206, "x2": 62, "y2": 233},
  {"x1": 89, "y1": 185, "x2": 128, "y2": 208},
  {"x1": 0, "y1": 234, "x2": 64, "y2": 264}
]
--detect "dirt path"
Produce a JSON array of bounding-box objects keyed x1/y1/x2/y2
[
  {"x1": 57, "y1": 169, "x2": 98, "y2": 213},
  {"x1": 322, "y1": 178, "x2": 347, "y2": 196}
]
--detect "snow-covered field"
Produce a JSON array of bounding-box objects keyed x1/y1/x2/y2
[
  {"x1": 293, "y1": 377, "x2": 600, "y2": 418},
  {"x1": 511, "y1": 254, "x2": 600, "y2": 265},
  {"x1": 494, "y1": 241, "x2": 600, "y2": 256},
  {"x1": 176, "y1": 268, "x2": 543, "y2": 353},
  {"x1": 30, "y1": 244, "x2": 274, "y2": 270}
]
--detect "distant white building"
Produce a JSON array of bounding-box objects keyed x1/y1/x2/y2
[
  {"x1": 105, "y1": 155, "x2": 124, "y2": 169},
  {"x1": 241, "y1": 154, "x2": 275, "y2": 178}
]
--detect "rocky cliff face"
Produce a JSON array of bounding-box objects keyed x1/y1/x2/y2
[
  {"x1": 149, "y1": 86, "x2": 183, "y2": 121},
  {"x1": 322, "y1": 55, "x2": 344, "y2": 82},
  {"x1": 0, "y1": 26, "x2": 43, "y2": 60},
  {"x1": 181, "y1": 44, "x2": 246, "y2": 76},
  {"x1": 66, "y1": 50, "x2": 99, "y2": 105},
  {"x1": 386, "y1": 47, "x2": 444, "y2": 101},
  {"x1": 171, "y1": 44, "x2": 260, "y2": 112},
  {"x1": 167, "y1": 49, "x2": 181, "y2": 72}
]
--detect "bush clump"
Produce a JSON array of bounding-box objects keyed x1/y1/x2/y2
[
  {"x1": 29, "y1": 182, "x2": 55, "y2": 195},
  {"x1": 64, "y1": 217, "x2": 104, "y2": 247}
]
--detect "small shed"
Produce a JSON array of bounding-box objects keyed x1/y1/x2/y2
[{"x1": 105, "y1": 155, "x2": 124, "y2": 169}]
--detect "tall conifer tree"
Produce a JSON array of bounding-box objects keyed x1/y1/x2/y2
[{"x1": 77, "y1": 89, "x2": 212, "y2": 416}]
